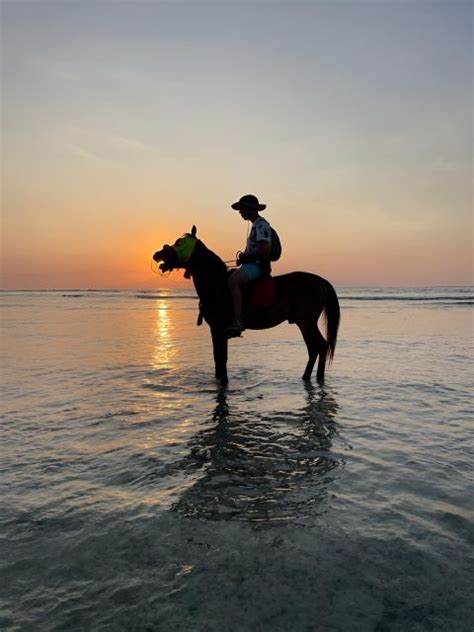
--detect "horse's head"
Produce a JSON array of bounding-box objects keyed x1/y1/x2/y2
[{"x1": 153, "y1": 225, "x2": 198, "y2": 272}]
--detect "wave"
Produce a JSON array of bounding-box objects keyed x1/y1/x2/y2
[
  {"x1": 2, "y1": 287, "x2": 472, "y2": 306},
  {"x1": 139, "y1": 293, "x2": 473, "y2": 304},
  {"x1": 340, "y1": 295, "x2": 473, "y2": 302},
  {"x1": 134, "y1": 294, "x2": 197, "y2": 300}
]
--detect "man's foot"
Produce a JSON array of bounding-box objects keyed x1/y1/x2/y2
[{"x1": 225, "y1": 322, "x2": 244, "y2": 338}]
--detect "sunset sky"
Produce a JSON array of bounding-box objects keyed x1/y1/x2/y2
[{"x1": 1, "y1": 0, "x2": 472, "y2": 289}]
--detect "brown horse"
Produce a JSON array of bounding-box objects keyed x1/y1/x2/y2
[{"x1": 153, "y1": 226, "x2": 340, "y2": 387}]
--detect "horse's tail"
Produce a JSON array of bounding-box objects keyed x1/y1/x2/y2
[{"x1": 323, "y1": 280, "x2": 340, "y2": 365}]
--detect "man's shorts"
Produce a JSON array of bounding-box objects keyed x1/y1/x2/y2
[{"x1": 241, "y1": 262, "x2": 266, "y2": 282}]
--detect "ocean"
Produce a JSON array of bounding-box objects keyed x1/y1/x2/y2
[{"x1": 1, "y1": 287, "x2": 473, "y2": 631}]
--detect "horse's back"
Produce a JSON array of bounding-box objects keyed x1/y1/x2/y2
[
  {"x1": 274, "y1": 271, "x2": 327, "y2": 281},
  {"x1": 274, "y1": 271, "x2": 329, "y2": 295},
  {"x1": 243, "y1": 271, "x2": 330, "y2": 328}
]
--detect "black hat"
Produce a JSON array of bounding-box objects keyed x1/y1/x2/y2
[{"x1": 231, "y1": 194, "x2": 266, "y2": 211}]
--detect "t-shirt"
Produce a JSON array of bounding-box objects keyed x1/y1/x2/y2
[{"x1": 246, "y1": 217, "x2": 272, "y2": 255}]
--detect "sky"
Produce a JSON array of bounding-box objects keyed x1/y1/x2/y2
[{"x1": 1, "y1": 0, "x2": 472, "y2": 289}]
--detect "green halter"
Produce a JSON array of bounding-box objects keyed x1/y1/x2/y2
[{"x1": 172, "y1": 234, "x2": 197, "y2": 263}]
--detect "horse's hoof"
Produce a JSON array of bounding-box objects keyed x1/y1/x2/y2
[
  {"x1": 302, "y1": 373, "x2": 311, "y2": 381},
  {"x1": 316, "y1": 374, "x2": 325, "y2": 382}
]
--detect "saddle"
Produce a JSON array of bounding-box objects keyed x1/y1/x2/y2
[
  {"x1": 244, "y1": 276, "x2": 276, "y2": 310},
  {"x1": 197, "y1": 275, "x2": 276, "y2": 326}
]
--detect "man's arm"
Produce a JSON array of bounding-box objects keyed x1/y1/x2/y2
[
  {"x1": 251, "y1": 240, "x2": 271, "y2": 258},
  {"x1": 240, "y1": 240, "x2": 271, "y2": 263}
]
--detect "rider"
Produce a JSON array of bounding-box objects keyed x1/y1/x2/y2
[{"x1": 226, "y1": 194, "x2": 273, "y2": 338}]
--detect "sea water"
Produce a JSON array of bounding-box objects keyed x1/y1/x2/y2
[{"x1": 1, "y1": 287, "x2": 473, "y2": 631}]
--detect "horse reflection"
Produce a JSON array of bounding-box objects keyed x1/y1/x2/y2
[{"x1": 172, "y1": 385, "x2": 342, "y2": 523}]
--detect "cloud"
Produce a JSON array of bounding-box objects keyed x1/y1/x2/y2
[
  {"x1": 108, "y1": 133, "x2": 151, "y2": 152},
  {"x1": 52, "y1": 123, "x2": 152, "y2": 162},
  {"x1": 54, "y1": 140, "x2": 105, "y2": 163},
  {"x1": 430, "y1": 158, "x2": 457, "y2": 173}
]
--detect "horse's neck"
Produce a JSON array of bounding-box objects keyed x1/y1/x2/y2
[{"x1": 191, "y1": 242, "x2": 228, "y2": 302}]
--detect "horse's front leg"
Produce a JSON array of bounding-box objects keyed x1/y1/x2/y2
[{"x1": 211, "y1": 327, "x2": 228, "y2": 387}]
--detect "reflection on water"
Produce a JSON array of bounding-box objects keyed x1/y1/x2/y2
[
  {"x1": 172, "y1": 384, "x2": 342, "y2": 523},
  {"x1": 152, "y1": 297, "x2": 176, "y2": 369}
]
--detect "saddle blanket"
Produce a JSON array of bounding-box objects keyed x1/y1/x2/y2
[{"x1": 246, "y1": 277, "x2": 276, "y2": 310}]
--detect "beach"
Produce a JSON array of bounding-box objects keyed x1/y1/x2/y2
[{"x1": 1, "y1": 287, "x2": 473, "y2": 631}]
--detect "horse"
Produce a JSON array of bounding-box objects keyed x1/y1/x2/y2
[{"x1": 153, "y1": 226, "x2": 340, "y2": 387}]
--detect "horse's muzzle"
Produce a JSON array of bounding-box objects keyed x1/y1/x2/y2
[{"x1": 153, "y1": 245, "x2": 178, "y2": 272}]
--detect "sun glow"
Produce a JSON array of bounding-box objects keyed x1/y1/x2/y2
[{"x1": 2, "y1": 2, "x2": 471, "y2": 289}]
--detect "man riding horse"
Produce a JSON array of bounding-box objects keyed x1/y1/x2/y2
[
  {"x1": 152, "y1": 208, "x2": 340, "y2": 387},
  {"x1": 226, "y1": 194, "x2": 275, "y2": 338}
]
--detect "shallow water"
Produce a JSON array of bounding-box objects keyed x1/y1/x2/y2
[{"x1": 1, "y1": 287, "x2": 473, "y2": 631}]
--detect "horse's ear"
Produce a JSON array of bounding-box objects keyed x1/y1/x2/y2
[{"x1": 191, "y1": 225, "x2": 197, "y2": 237}]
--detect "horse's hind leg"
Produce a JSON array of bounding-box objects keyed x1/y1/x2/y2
[
  {"x1": 298, "y1": 321, "x2": 327, "y2": 381},
  {"x1": 298, "y1": 321, "x2": 319, "y2": 381},
  {"x1": 315, "y1": 329, "x2": 328, "y2": 381}
]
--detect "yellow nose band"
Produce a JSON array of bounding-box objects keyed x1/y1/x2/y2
[{"x1": 173, "y1": 235, "x2": 197, "y2": 263}]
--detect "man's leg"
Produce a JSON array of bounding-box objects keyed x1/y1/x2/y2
[{"x1": 227, "y1": 268, "x2": 248, "y2": 332}]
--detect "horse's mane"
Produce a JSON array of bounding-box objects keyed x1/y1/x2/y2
[{"x1": 193, "y1": 239, "x2": 228, "y2": 278}]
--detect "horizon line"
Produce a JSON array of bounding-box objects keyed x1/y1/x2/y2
[{"x1": 1, "y1": 284, "x2": 473, "y2": 292}]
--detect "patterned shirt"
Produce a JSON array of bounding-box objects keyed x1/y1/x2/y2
[{"x1": 245, "y1": 217, "x2": 272, "y2": 256}]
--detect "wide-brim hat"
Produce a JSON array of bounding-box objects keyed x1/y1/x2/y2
[{"x1": 231, "y1": 194, "x2": 266, "y2": 211}]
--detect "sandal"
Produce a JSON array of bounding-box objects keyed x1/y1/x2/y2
[{"x1": 225, "y1": 322, "x2": 244, "y2": 338}]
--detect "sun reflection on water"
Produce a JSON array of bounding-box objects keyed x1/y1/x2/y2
[{"x1": 152, "y1": 296, "x2": 176, "y2": 369}]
